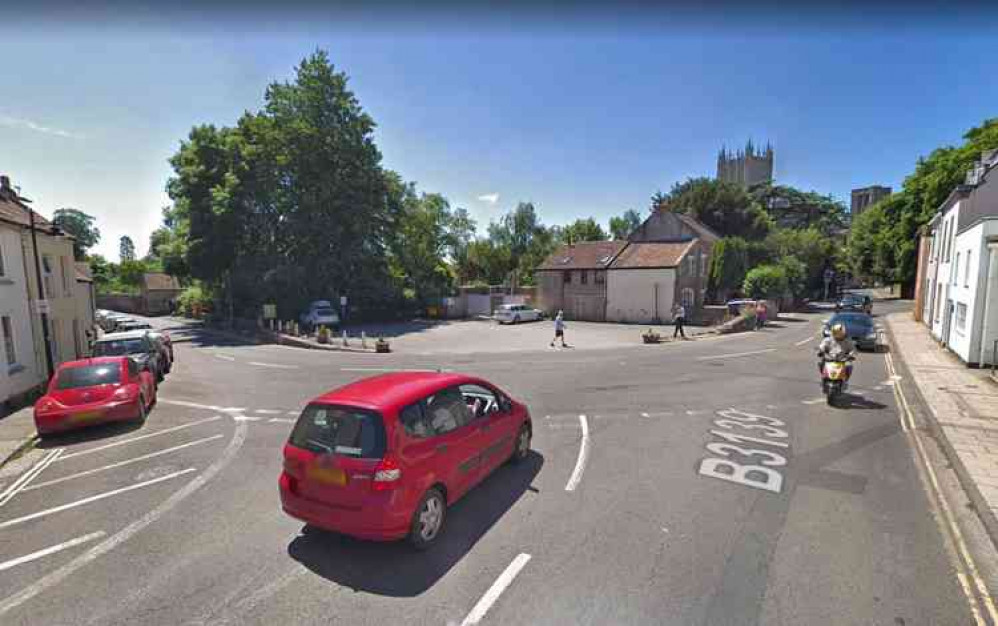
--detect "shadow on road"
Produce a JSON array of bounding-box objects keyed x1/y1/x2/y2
[
  {"x1": 35, "y1": 419, "x2": 144, "y2": 448},
  {"x1": 835, "y1": 393, "x2": 888, "y2": 410},
  {"x1": 286, "y1": 450, "x2": 544, "y2": 596}
]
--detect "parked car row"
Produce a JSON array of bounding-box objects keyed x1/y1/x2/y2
[{"x1": 493, "y1": 303, "x2": 545, "y2": 324}]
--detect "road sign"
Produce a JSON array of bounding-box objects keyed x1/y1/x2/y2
[
  {"x1": 34, "y1": 300, "x2": 51, "y2": 315},
  {"x1": 262, "y1": 304, "x2": 277, "y2": 319},
  {"x1": 340, "y1": 296, "x2": 348, "y2": 307}
]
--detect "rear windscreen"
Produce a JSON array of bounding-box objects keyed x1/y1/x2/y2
[
  {"x1": 56, "y1": 364, "x2": 121, "y2": 389},
  {"x1": 289, "y1": 404, "x2": 385, "y2": 458},
  {"x1": 95, "y1": 338, "x2": 146, "y2": 356}
]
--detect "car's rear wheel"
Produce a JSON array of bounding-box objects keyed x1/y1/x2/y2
[
  {"x1": 510, "y1": 424, "x2": 531, "y2": 464},
  {"x1": 513, "y1": 315, "x2": 520, "y2": 324},
  {"x1": 135, "y1": 395, "x2": 148, "y2": 425},
  {"x1": 408, "y1": 488, "x2": 446, "y2": 551}
]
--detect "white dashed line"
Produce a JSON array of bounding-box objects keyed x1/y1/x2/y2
[
  {"x1": 248, "y1": 362, "x2": 299, "y2": 370},
  {"x1": 696, "y1": 348, "x2": 776, "y2": 361},
  {"x1": 268, "y1": 418, "x2": 295, "y2": 424},
  {"x1": 0, "y1": 532, "x2": 106, "y2": 573},
  {"x1": 0, "y1": 468, "x2": 197, "y2": 531},
  {"x1": 459, "y1": 553, "x2": 532, "y2": 626},
  {"x1": 801, "y1": 398, "x2": 825, "y2": 405},
  {"x1": 795, "y1": 336, "x2": 816, "y2": 347},
  {"x1": 213, "y1": 354, "x2": 236, "y2": 362},
  {"x1": 232, "y1": 415, "x2": 262, "y2": 422},
  {"x1": 254, "y1": 409, "x2": 283, "y2": 415},
  {"x1": 565, "y1": 415, "x2": 590, "y2": 492}
]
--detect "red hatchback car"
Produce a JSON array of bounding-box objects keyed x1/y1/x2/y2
[
  {"x1": 280, "y1": 372, "x2": 532, "y2": 549},
  {"x1": 34, "y1": 357, "x2": 157, "y2": 437}
]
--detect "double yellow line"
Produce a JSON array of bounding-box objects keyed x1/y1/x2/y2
[{"x1": 885, "y1": 342, "x2": 998, "y2": 624}]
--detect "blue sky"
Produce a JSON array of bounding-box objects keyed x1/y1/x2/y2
[{"x1": 2, "y1": 10, "x2": 997, "y2": 260}]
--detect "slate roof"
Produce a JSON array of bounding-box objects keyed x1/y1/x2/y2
[
  {"x1": 536, "y1": 240, "x2": 628, "y2": 271},
  {"x1": 609, "y1": 241, "x2": 697, "y2": 269}
]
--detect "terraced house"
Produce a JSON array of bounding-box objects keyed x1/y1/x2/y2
[
  {"x1": 536, "y1": 209, "x2": 717, "y2": 323},
  {"x1": 0, "y1": 175, "x2": 94, "y2": 408}
]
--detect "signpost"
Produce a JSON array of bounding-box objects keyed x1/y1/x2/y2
[
  {"x1": 340, "y1": 296, "x2": 348, "y2": 324},
  {"x1": 262, "y1": 304, "x2": 277, "y2": 320}
]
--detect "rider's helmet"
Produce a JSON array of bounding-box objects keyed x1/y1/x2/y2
[{"x1": 831, "y1": 323, "x2": 847, "y2": 341}]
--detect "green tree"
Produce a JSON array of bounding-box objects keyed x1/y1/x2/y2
[
  {"x1": 52, "y1": 208, "x2": 101, "y2": 260},
  {"x1": 608, "y1": 209, "x2": 642, "y2": 240},
  {"x1": 561, "y1": 217, "x2": 608, "y2": 243},
  {"x1": 749, "y1": 183, "x2": 847, "y2": 235},
  {"x1": 119, "y1": 236, "x2": 136, "y2": 262},
  {"x1": 743, "y1": 264, "x2": 789, "y2": 299},
  {"x1": 487, "y1": 202, "x2": 555, "y2": 285},
  {"x1": 664, "y1": 177, "x2": 771, "y2": 239},
  {"x1": 118, "y1": 259, "x2": 148, "y2": 286},
  {"x1": 763, "y1": 227, "x2": 837, "y2": 298},
  {"x1": 706, "y1": 237, "x2": 750, "y2": 301}
]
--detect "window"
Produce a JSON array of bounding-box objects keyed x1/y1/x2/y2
[
  {"x1": 956, "y1": 303, "x2": 967, "y2": 332},
  {"x1": 73, "y1": 319, "x2": 83, "y2": 359},
  {"x1": 55, "y1": 364, "x2": 122, "y2": 389},
  {"x1": 459, "y1": 383, "x2": 499, "y2": 419},
  {"x1": 595, "y1": 271, "x2": 605, "y2": 284},
  {"x1": 682, "y1": 287, "x2": 695, "y2": 308},
  {"x1": 965, "y1": 250, "x2": 972, "y2": 287},
  {"x1": 1, "y1": 316, "x2": 15, "y2": 365},
  {"x1": 127, "y1": 359, "x2": 139, "y2": 379},
  {"x1": 42, "y1": 255, "x2": 55, "y2": 298},
  {"x1": 700, "y1": 251, "x2": 708, "y2": 277},
  {"x1": 953, "y1": 253, "x2": 960, "y2": 285},
  {"x1": 400, "y1": 403, "x2": 433, "y2": 439},
  {"x1": 580, "y1": 270, "x2": 588, "y2": 284},
  {"x1": 289, "y1": 404, "x2": 386, "y2": 458},
  {"x1": 60, "y1": 256, "x2": 70, "y2": 296},
  {"x1": 424, "y1": 386, "x2": 472, "y2": 435},
  {"x1": 0, "y1": 239, "x2": 5, "y2": 277},
  {"x1": 564, "y1": 270, "x2": 572, "y2": 284}
]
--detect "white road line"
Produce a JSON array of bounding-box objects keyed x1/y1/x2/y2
[
  {"x1": 0, "y1": 468, "x2": 196, "y2": 531},
  {"x1": 341, "y1": 367, "x2": 394, "y2": 372},
  {"x1": 286, "y1": 411, "x2": 299, "y2": 416},
  {"x1": 159, "y1": 398, "x2": 226, "y2": 411},
  {"x1": 58, "y1": 416, "x2": 223, "y2": 461},
  {"x1": 696, "y1": 348, "x2": 776, "y2": 361},
  {"x1": 640, "y1": 412, "x2": 650, "y2": 418},
  {"x1": 248, "y1": 362, "x2": 299, "y2": 370},
  {"x1": 0, "y1": 448, "x2": 63, "y2": 508},
  {"x1": 254, "y1": 409, "x2": 282, "y2": 415},
  {"x1": 213, "y1": 354, "x2": 236, "y2": 362},
  {"x1": 24, "y1": 435, "x2": 224, "y2": 492},
  {"x1": 0, "y1": 423, "x2": 248, "y2": 617},
  {"x1": 565, "y1": 415, "x2": 590, "y2": 492},
  {"x1": 0, "y1": 532, "x2": 106, "y2": 573},
  {"x1": 268, "y1": 418, "x2": 295, "y2": 424},
  {"x1": 459, "y1": 553, "x2": 532, "y2": 626},
  {"x1": 795, "y1": 336, "x2": 816, "y2": 347},
  {"x1": 801, "y1": 398, "x2": 825, "y2": 405},
  {"x1": 232, "y1": 415, "x2": 261, "y2": 422}
]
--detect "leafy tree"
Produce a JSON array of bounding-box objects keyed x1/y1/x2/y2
[
  {"x1": 663, "y1": 177, "x2": 771, "y2": 239},
  {"x1": 749, "y1": 183, "x2": 847, "y2": 235},
  {"x1": 53, "y1": 208, "x2": 100, "y2": 260},
  {"x1": 608, "y1": 209, "x2": 642, "y2": 240},
  {"x1": 743, "y1": 264, "x2": 789, "y2": 299},
  {"x1": 706, "y1": 237, "x2": 750, "y2": 302},
  {"x1": 778, "y1": 255, "x2": 808, "y2": 299},
  {"x1": 763, "y1": 227, "x2": 837, "y2": 298},
  {"x1": 119, "y1": 236, "x2": 136, "y2": 262},
  {"x1": 561, "y1": 217, "x2": 608, "y2": 243},
  {"x1": 118, "y1": 259, "x2": 148, "y2": 286},
  {"x1": 487, "y1": 202, "x2": 555, "y2": 286}
]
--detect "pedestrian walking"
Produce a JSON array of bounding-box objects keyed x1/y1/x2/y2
[
  {"x1": 550, "y1": 310, "x2": 568, "y2": 347},
  {"x1": 756, "y1": 301, "x2": 768, "y2": 330},
  {"x1": 672, "y1": 303, "x2": 686, "y2": 339}
]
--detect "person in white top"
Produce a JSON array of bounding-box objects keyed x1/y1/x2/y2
[
  {"x1": 672, "y1": 303, "x2": 686, "y2": 339},
  {"x1": 550, "y1": 310, "x2": 568, "y2": 347}
]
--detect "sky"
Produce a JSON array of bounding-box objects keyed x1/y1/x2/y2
[{"x1": 2, "y1": 5, "x2": 998, "y2": 261}]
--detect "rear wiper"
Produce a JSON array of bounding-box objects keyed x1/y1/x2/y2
[{"x1": 306, "y1": 439, "x2": 333, "y2": 453}]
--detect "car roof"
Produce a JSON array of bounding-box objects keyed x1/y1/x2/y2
[
  {"x1": 98, "y1": 330, "x2": 151, "y2": 340},
  {"x1": 57, "y1": 357, "x2": 127, "y2": 370},
  {"x1": 311, "y1": 371, "x2": 481, "y2": 413}
]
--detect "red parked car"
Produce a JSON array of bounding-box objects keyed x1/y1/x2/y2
[
  {"x1": 280, "y1": 372, "x2": 532, "y2": 549},
  {"x1": 34, "y1": 357, "x2": 157, "y2": 437}
]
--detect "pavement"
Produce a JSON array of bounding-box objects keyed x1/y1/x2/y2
[
  {"x1": 0, "y1": 303, "x2": 996, "y2": 625},
  {"x1": 884, "y1": 310, "x2": 998, "y2": 548}
]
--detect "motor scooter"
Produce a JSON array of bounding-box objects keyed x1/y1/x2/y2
[{"x1": 820, "y1": 354, "x2": 855, "y2": 406}]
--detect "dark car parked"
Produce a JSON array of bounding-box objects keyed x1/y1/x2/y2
[
  {"x1": 823, "y1": 312, "x2": 878, "y2": 351},
  {"x1": 836, "y1": 293, "x2": 872, "y2": 315}
]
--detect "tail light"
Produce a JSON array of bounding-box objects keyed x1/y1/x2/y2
[
  {"x1": 113, "y1": 385, "x2": 138, "y2": 401},
  {"x1": 35, "y1": 397, "x2": 58, "y2": 413},
  {"x1": 372, "y1": 456, "x2": 402, "y2": 491},
  {"x1": 283, "y1": 455, "x2": 304, "y2": 478}
]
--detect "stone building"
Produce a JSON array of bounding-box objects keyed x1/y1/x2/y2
[
  {"x1": 717, "y1": 140, "x2": 773, "y2": 188},
  {"x1": 850, "y1": 185, "x2": 892, "y2": 218}
]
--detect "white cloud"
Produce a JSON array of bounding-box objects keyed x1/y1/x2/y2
[
  {"x1": 0, "y1": 114, "x2": 82, "y2": 139},
  {"x1": 477, "y1": 192, "x2": 500, "y2": 205}
]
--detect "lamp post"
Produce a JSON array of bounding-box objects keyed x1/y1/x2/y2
[{"x1": 28, "y1": 208, "x2": 55, "y2": 381}]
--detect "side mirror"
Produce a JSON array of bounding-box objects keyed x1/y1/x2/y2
[{"x1": 499, "y1": 396, "x2": 513, "y2": 414}]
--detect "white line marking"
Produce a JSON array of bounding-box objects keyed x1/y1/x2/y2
[
  {"x1": 460, "y1": 553, "x2": 532, "y2": 626},
  {"x1": 248, "y1": 361, "x2": 299, "y2": 370},
  {"x1": 286, "y1": 411, "x2": 299, "y2": 416},
  {"x1": 25, "y1": 435, "x2": 224, "y2": 492},
  {"x1": 341, "y1": 367, "x2": 393, "y2": 372},
  {"x1": 801, "y1": 398, "x2": 825, "y2": 405},
  {"x1": 268, "y1": 418, "x2": 295, "y2": 424},
  {"x1": 795, "y1": 336, "x2": 815, "y2": 347},
  {"x1": 696, "y1": 348, "x2": 776, "y2": 361},
  {"x1": 58, "y1": 416, "x2": 223, "y2": 461},
  {"x1": 254, "y1": 409, "x2": 282, "y2": 415},
  {"x1": 640, "y1": 412, "x2": 650, "y2": 418},
  {"x1": 232, "y1": 415, "x2": 261, "y2": 422},
  {"x1": 0, "y1": 423, "x2": 248, "y2": 616},
  {"x1": 565, "y1": 415, "x2": 590, "y2": 492},
  {"x1": 213, "y1": 354, "x2": 236, "y2": 362},
  {"x1": 159, "y1": 399, "x2": 226, "y2": 411},
  {"x1": 0, "y1": 448, "x2": 63, "y2": 508},
  {"x1": 0, "y1": 468, "x2": 196, "y2": 531},
  {"x1": 0, "y1": 531, "x2": 106, "y2": 573}
]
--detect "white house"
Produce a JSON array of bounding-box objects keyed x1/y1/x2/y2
[
  {"x1": 0, "y1": 208, "x2": 42, "y2": 408},
  {"x1": 921, "y1": 150, "x2": 998, "y2": 366}
]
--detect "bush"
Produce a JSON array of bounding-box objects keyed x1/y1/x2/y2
[
  {"x1": 176, "y1": 283, "x2": 212, "y2": 317},
  {"x1": 743, "y1": 265, "x2": 789, "y2": 299}
]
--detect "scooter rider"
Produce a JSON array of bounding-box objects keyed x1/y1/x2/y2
[{"x1": 818, "y1": 322, "x2": 855, "y2": 376}]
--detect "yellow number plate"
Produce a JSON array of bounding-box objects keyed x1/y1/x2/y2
[
  {"x1": 307, "y1": 465, "x2": 347, "y2": 486},
  {"x1": 73, "y1": 410, "x2": 104, "y2": 423}
]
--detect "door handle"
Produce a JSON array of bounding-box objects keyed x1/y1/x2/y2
[{"x1": 436, "y1": 444, "x2": 449, "y2": 453}]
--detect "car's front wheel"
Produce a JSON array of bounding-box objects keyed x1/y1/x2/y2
[
  {"x1": 510, "y1": 424, "x2": 531, "y2": 464},
  {"x1": 408, "y1": 488, "x2": 446, "y2": 551}
]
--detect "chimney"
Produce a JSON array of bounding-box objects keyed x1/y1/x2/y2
[
  {"x1": 0, "y1": 175, "x2": 11, "y2": 200},
  {"x1": 0, "y1": 175, "x2": 10, "y2": 191}
]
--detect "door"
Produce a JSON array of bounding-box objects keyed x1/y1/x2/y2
[
  {"x1": 942, "y1": 300, "x2": 954, "y2": 346},
  {"x1": 423, "y1": 386, "x2": 480, "y2": 500},
  {"x1": 459, "y1": 383, "x2": 514, "y2": 480}
]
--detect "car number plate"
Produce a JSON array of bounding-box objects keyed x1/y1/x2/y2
[
  {"x1": 307, "y1": 465, "x2": 347, "y2": 486},
  {"x1": 73, "y1": 410, "x2": 104, "y2": 423}
]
